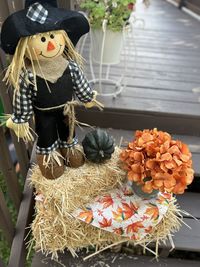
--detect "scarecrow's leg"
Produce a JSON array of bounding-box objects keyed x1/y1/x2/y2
[
  {"x1": 56, "y1": 109, "x2": 85, "y2": 168},
  {"x1": 35, "y1": 109, "x2": 64, "y2": 179}
]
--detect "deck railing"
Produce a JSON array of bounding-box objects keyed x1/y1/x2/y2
[
  {"x1": 0, "y1": 1, "x2": 73, "y2": 266},
  {"x1": 173, "y1": 0, "x2": 200, "y2": 15}
]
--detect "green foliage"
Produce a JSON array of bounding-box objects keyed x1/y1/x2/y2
[{"x1": 80, "y1": 0, "x2": 136, "y2": 31}]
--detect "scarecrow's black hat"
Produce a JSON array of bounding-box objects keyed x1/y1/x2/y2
[{"x1": 1, "y1": 0, "x2": 89, "y2": 55}]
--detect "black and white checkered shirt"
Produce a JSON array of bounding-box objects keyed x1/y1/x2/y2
[{"x1": 12, "y1": 61, "x2": 94, "y2": 124}]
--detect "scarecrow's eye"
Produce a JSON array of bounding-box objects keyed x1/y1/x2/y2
[
  {"x1": 41, "y1": 36, "x2": 46, "y2": 42},
  {"x1": 50, "y1": 34, "x2": 55, "y2": 39}
]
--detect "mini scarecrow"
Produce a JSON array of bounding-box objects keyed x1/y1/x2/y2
[{"x1": 1, "y1": 0, "x2": 101, "y2": 179}]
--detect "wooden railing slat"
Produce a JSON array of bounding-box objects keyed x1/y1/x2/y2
[
  {"x1": 7, "y1": 0, "x2": 23, "y2": 13},
  {"x1": 0, "y1": 188, "x2": 14, "y2": 246},
  {"x1": 184, "y1": 0, "x2": 200, "y2": 15},
  {"x1": 0, "y1": 127, "x2": 21, "y2": 210},
  {"x1": 0, "y1": 0, "x2": 10, "y2": 24},
  {"x1": 8, "y1": 169, "x2": 34, "y2": 267},
  {"x1": 58, "y1": 0, "x2": 75, "y2": 9}
]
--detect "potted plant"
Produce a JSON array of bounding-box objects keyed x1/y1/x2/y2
[{"x1": 80, "y1": 0, "x2": 136, "y2": 64}]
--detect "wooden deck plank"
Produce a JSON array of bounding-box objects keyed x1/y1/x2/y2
[
  {"x1": 127, "y1": 37, "x2": 200, "y2": 48},
  {"x1": 164, "y1": 218, "x2": 200, "y2": 252},
  {"x1": 31, "y1": 251, "x2": 200, "y2": 267},
  {"x1": 90, "y1": 77, "x2": 199, "y2": 92},
  {"x1": 85, "y1": 38, "x2": 200, "y2": 57},
  {"x1": 125, "y1": 45, "x2": 200, "y2": 58},
  {"x1": 86, "y1": 65, "x2": 200, "y2": 85},
  {"x1": 120, "y1": 87, "x2": 198, "y2": 104},
  {"x1": 77, "y1": 107, "x2": 200, "y2": 136},
  {"x1": 84, "y1": 42, "x2": 200, "y2": 58},
  {"x1": 95, "y1": 95, "x2": 200, "y2": 117},
  {"x1": 120, "y1": 55, "x2": 200, "y2": 70},
  {"x1": 177, "y1": 192, "x2": 200, "y2": 218},
  {"x1": 84, "y1": 48, "x2": 200, "y2": 67},
  {"x1": 121, "y1": 51, "x2": 200, "y2": 65},
  {"x1": 85, "y1": 55, "x2": 200, "y2": 74},
  {"x1": 89, "y1": 84, "x2": 198, "y2": 104}
]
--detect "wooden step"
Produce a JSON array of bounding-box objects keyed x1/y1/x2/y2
[
  {"x1": 31, "y1": 251, "x2": 200, "y2": 267},
  {"x1": 77, "y1": 105, "x2": 200, "y2": 138},
  {"x1": 76, "y1": 128, "x2": 200, "y2": 177},
  {"x1": 177, "y1": 193, "x2": 200, "y2": 219}
]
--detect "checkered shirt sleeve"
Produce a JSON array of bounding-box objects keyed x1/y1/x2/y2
[
  {"x1": 69, "y1": 61, "x2": 94, "y2": 103},
  {"x1": 12, "y1": 70, "x2": 36, "y2": 124}
]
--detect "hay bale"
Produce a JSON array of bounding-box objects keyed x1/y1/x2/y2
[{"x1": 30, "y1": 148, "x2": 181, "y2": 259}]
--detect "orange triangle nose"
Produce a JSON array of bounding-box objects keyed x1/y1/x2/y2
[{"x1": 47, "y1": 41, "x2": 55, "y2": 51}]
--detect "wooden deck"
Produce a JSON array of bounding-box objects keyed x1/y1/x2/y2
[
  {"x1": 28, "y1": 0, "x2": 200, "y2": 266},
  {"x1": 32, "y1": 252, "x2": 200, "y2": 267},
  {"x1": 79, "y1": 0, "x2": 200, "y2": 136}
]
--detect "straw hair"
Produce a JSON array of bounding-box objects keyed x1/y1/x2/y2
[
  {"x1": 3, "y1": 30, "x2": 84, "y2": 92},
  {"x1": 30, "y1": 148, "x2": 182, "y2": 260}
]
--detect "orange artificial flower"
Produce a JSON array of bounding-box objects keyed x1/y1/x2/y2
[{"x1": 120, "y1": 129, "x2": 194, "y2": 195}]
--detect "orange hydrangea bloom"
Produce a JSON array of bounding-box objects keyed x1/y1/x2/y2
[{"x1": 120, "y1": 129, "x2": 194, "y2": 195}]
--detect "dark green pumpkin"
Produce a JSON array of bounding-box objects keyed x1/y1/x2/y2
[{"x1": 82, "y1": 129, "x2": 115, "y2": 163}]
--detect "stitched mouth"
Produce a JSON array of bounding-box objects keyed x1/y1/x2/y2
[{"x1": 40, "y1": 45, "x2": 62, "y2": 58}]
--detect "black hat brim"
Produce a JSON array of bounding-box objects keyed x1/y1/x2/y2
[{"x1": 1, "y1": 5, "x2": 89, "y2": 55}]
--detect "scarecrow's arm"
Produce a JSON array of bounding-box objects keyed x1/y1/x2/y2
[
  {"x1": 6, "y1": 71, "x2": 35, "y2": 142},
  {"x1": 69, "y1": 61, "x2": 103, "y2": 109}
]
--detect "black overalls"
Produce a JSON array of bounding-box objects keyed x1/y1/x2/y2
[{"x1": 33, "y1": 66, "x2": 76, "y2": 154}]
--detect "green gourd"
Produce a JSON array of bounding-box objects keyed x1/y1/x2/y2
[{"x1": 82, "y1": 129, "x2": 115, "y2": 163}]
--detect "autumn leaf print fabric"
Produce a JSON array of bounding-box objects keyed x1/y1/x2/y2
[{"x1": 73, "y1": 182, "x2": 172, "y2": 241}]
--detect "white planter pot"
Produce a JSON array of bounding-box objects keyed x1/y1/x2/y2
[{"x1": 90, "y1": 29, "x2": 124, "y2": 65}]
